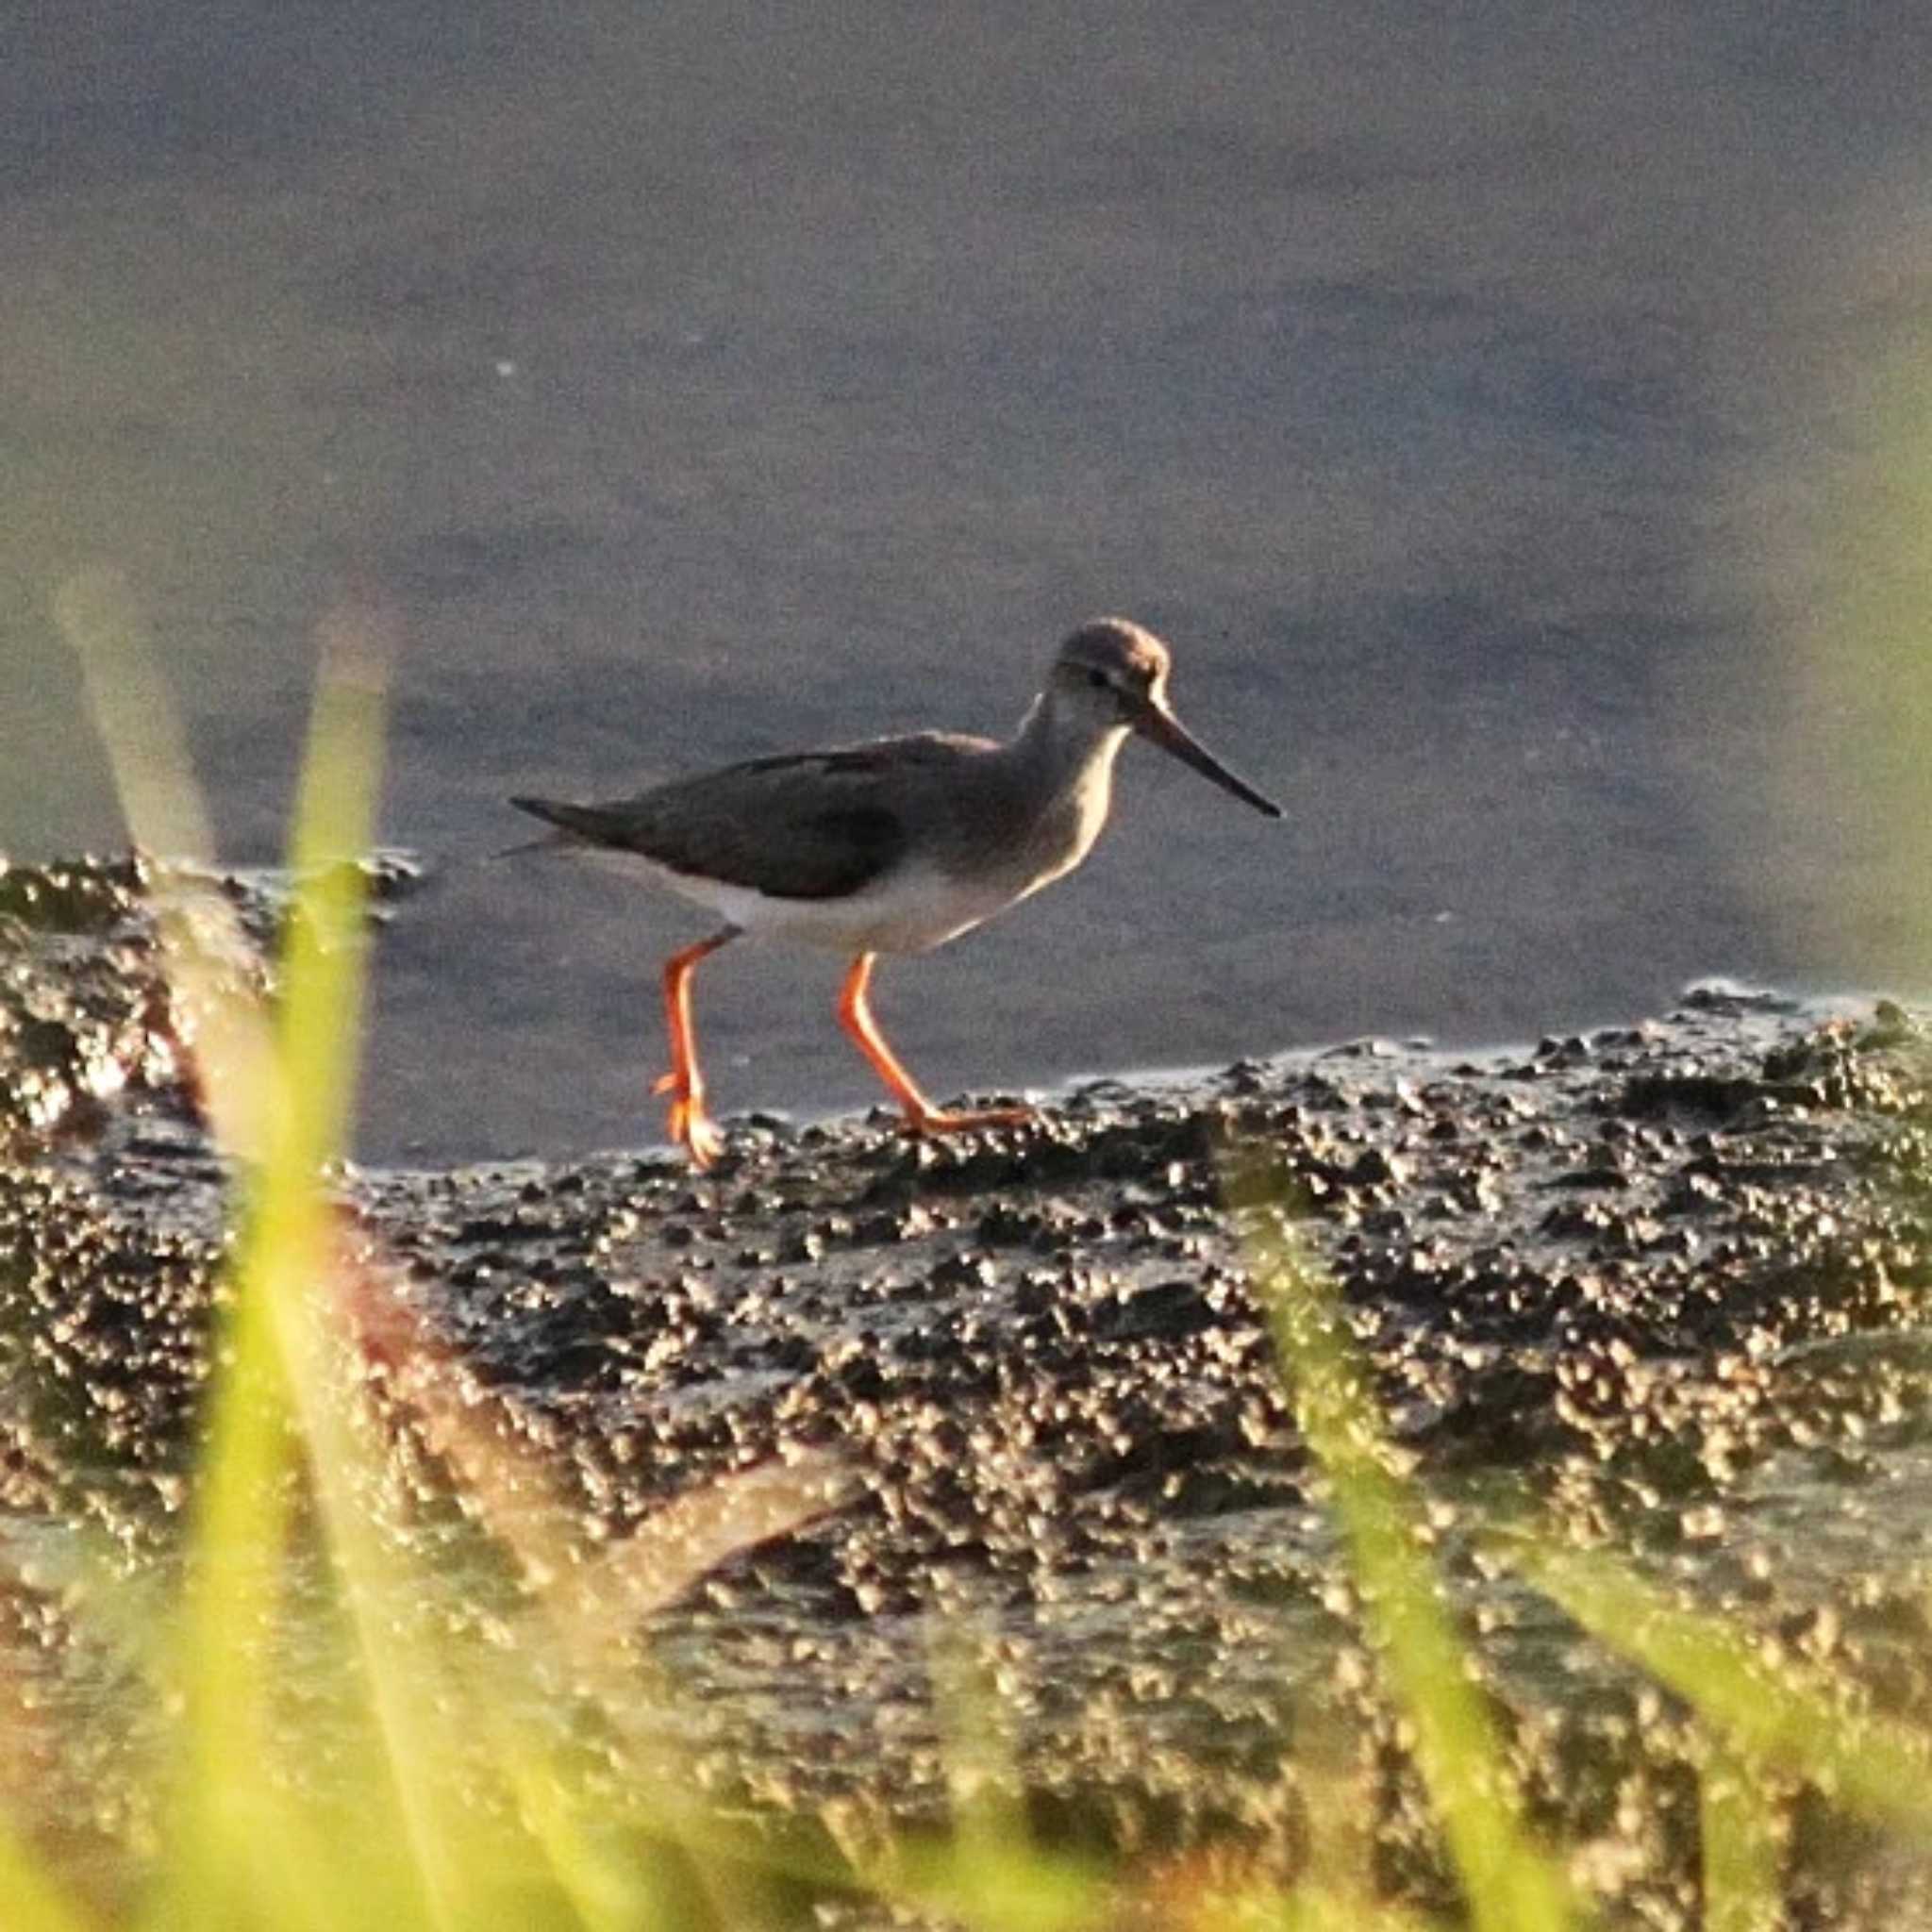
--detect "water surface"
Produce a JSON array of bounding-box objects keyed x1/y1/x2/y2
[{"x1": 6, "y1": 4, "x2": 1930, "y2": 1158}]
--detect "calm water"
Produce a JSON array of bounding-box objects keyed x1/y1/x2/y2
[{"x1": 6, "y1": 3, "x2": 1931, "y2": 1158}]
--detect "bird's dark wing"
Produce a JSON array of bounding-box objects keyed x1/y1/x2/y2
[{"x1": 510, "y1": 733, "x2": 991, "y2": 901}]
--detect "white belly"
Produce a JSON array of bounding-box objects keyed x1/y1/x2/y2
[{"x1": 574, "y1": 847, "x2": 1037, "y2": 955}]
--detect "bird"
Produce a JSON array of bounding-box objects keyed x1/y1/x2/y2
[{"x1": 510, "y1": 617, "x2": 1280, "y2": 1168}]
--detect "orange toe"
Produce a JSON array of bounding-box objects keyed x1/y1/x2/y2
[{"x1": 667, "y1": 1093, "x2": 724, "y2": 1169}]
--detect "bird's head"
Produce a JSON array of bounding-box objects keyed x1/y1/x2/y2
[{"x1": 1049, "y1": 618, "x2": 1281, "y2": 817}]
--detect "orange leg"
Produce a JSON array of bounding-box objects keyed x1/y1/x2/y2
[
  {"x1": 654, "y1": 929, "x2": 737, "y2": 1168},
  {"x1": 836, "y1": 952, "x2": 1034, "y2": 1139}
]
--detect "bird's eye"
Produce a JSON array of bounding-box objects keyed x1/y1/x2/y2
[{"x1": 1086, "y1": 669, "x2": 1109, "y2": 691}]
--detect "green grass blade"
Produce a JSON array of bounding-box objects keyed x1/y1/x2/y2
[
  {"x1": 57, "y1": 570, "x2": 309, "y2": 1924},
  {"x1": 239, "y1": 618, "x2": 489, "y2": 1928},
  {"x1": 157, "y1": 1270, "x2": 300, "y2": 1926},
  {"x1": 52, "y1": 568, "x2": 215, "y2": 873},
  {"x1": 1508, "y1": 1539, "x2": 1932, "y2": 1832},
  {"x1": 1241, "y1": 1203, "x2": 1576, "y2": 1932},
  {"x1": 270, "y1": 606, "x2": 387, "y2": 1186},
  {"x1": 55, "y1": 568, "x2": 279, "y2": 1155},
  {"x1": 267, "y1": 1274, "x2": 483, "y2": 1932},
  {"x1": 1699, "y1": 1738, "x2": 1785, "y2": 1932}
]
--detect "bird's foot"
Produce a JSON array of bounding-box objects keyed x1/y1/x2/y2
[
  {"x1": 654, "y1": 1071, "x2": 725, "y2": 1169},
  {"x1": 896, "y1": 1100, "x2": 1038, "y2": 1140}
]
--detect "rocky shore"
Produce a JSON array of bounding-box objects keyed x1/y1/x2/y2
[{"x1": 8, "y1": 855, "x2": 1932, "y2": 1924}]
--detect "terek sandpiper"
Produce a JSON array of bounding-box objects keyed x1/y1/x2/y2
[{"x1": 511, "y1": 617, "x2": 1279, "y2": 1167}]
